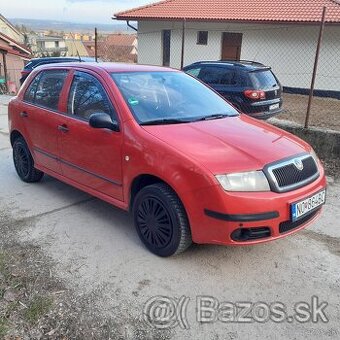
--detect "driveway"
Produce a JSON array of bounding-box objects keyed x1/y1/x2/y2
[{"x1": 0, "y1": 95, "x2": 339, "y2": 339}]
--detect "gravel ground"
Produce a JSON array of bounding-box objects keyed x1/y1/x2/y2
[
  {"x1": 0, "y1": 95, "x2": 340, "y2": 339},
  {"x1": 279, "y1": 93, "x2": 340, "y2": 131}
]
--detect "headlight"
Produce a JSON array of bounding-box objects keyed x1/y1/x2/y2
[
  {"x1": 310, "y1": 148, "x2": 319, "y2": 163},
  {"x1": 215, "y1": 171, "x2": 270, "y2": 192}
]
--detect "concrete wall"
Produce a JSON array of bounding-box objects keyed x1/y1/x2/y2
[
  {"x1": 137, "y1": 21, "x2": 340, "y2": 92},
  {"x1": 271, "y1": 119, "x2": 340, "y2": 160}
]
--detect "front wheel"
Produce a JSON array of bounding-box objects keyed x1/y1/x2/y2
[
  {"x1": 133, "y1": 183, "x2": 192, "y2": 257},
  {"x1": 13, "y1": 137, "x2": 44, "y2": 183}
]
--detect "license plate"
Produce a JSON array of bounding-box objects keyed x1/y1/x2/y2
[
  {"x1": 269, "y1": 103, "x2": 280, "y2": 110},
  {"x1": 291, "y1": 189, "x2": 326, "y2": 222}
]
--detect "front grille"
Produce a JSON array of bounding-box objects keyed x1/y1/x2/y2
[
  {"x1": 266, "y1": 154, "x2": 319, "y2": 192},
  {"x1": 279, "y1": 209, "x2": 320, "y2": 234}
]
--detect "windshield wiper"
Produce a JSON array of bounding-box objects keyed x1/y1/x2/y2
[
  {"x1": 140, "y1": 118, "x2": 190, "y2": 126},
  {"x1": 193, "y1": 113, "x2": 236, "y2": 122}
]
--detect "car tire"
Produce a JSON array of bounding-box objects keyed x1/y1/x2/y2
[
  {"x1": 133, "y1": 183, "x2": 192, "y2": 257},
  {"x1": 13, "y1": 137, "x2": 44, "y2": 183}
]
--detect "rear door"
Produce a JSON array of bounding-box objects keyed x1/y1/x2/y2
[
  {"x1": 58, "y1": 70, "x2": 123, "y2": 200},
  {"x1": 20, "y1": 69, "x2": 69, "y2": 174}
]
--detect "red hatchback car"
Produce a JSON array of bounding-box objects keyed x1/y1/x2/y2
[{"x1": 8, "y1": 63, "x2": 326, "y2": 256}]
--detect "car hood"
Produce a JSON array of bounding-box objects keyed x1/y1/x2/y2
[{"x1": 142, "y1": 115, "x2": 311, "y2": 174}]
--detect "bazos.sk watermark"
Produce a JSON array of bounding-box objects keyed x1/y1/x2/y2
[{"x1": 143, "y1": 295, "x2": 329, "y2": 329}]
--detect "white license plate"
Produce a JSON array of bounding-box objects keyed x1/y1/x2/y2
[
  {"x1": 269, "y1": 103, "x2": 280, "y2": 110},
  {"x1": 291, "y1": 189, "x2": 326, "y2": 222}
]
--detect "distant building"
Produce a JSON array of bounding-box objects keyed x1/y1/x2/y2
[
  {"x1": 0, "y1": 32, "x2": 31, "y2": 92},
  {"x1": 31, "y1": 35, "x2": 67, "y2": 57},
  {"x1": 0, "y1": 14, "x2": 24, "y2": 43},
  {"x1": 65, "y1": 40, "x2": 89, "y2": 57},
  {"x1": 99, "y1": 33, "x2": 137, "y2": 63}
]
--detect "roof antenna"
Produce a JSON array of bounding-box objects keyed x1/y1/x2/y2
[{"x1": 69, "y1": 31, "x2": 81, "y2": 62}]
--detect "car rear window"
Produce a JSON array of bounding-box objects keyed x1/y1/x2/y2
[{"x1": 248, "y1": 70, "x2": 278, "y2": 89}]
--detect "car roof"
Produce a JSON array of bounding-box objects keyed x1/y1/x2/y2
[
  {"x1": 25, "y1": 57, "x2": 97, "y2": 68},
  {"x1": 35, "y1": 62, "x2": 177, "y2": 73},
  {"x1": 185, "y1": 60, "x2": 270, "y2": 71}
]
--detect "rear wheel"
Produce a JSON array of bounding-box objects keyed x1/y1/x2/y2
[
  {"x1": 133, "y1": 183, "x2": 192, "y2": 257},
  {"x1": 13, "y1": 137, "x2": 44, "y2": 183}
]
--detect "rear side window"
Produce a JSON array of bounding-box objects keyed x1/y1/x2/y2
[
  {"x1": 25, "y1": 70, "x2": 68, "y2": 110},
  {"x1": 35, "y1": 70, "x2": 68, "y2": 110},
  {"x1": 199, "y1": 66, "x2": 238, "y2": 86},
  {"x1": 186, "y1": 67, "x2": 201, "y2": 78},
  {"x1": 199, "y1": 66, "x2": 222, "y2": 84},
  {"x1": 24, "y1": 73, "x2": 42, "y2": 103},
  {"x1": 248, "y1": 70, "x2": 278, "y2": 89},
  {"x1": 67, "y1": 72, "x2": 112, "y2": 121}
]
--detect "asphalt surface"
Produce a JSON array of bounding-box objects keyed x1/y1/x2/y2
[{"x1": 0, "y1": 95, "x2": 339, "y2": 339}]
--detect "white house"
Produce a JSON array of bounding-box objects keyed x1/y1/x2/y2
[{"x1": 115, "y1": 0, "x2": 340, "y2": 95}]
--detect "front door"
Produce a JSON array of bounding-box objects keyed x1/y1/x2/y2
[
  {"x1": 221, "y1": 33, "x2": 243, "y2": 61},
  {"x1": 21, "y1": 69, "x2": 68, "y2": 174},
  {"x1": 59, "y1": 71, "x2": 123, "y2": 200}
]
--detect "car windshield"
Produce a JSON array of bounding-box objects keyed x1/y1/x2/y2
[
  {"x1": 111, "y1": 71, "x2": 238, "y2": 125},
  {"x1": 248, "y1": 70, "x2": 278, "y2": 89}
]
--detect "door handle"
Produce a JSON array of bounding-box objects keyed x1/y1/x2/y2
[
  {"x1": 57, "y1": 124, "x2": 69, "y2": 133},
  {"x1": 20, "y1": 111, "x2": 28, "y2": 118}
]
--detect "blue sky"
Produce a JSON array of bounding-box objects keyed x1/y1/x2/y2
[{"x1": 1, "y1": 0, "x2": 152, "y2": 24}]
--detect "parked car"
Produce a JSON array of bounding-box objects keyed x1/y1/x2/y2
[
  {"x1": 20, "y1": 57, "x2": 97, "y2": 85},
  {"x1": 183, "y1": 60, "x2": 283, "y2": 119},
  {"x1": 9, "y1": 63, "x2": 326, "y2": 256}
]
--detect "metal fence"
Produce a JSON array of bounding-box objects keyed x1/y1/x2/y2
[{"x1": 97, "y1": 7, "x2": 339, "y2": 132}]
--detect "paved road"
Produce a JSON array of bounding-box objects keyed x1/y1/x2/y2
[{"x1": 0, "y1": 95, "x2": 339, "y2": 339}]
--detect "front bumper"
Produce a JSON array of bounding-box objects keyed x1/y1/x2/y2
[{"x1": 185, "y1": 167, "x2": 326, "y2": 246}]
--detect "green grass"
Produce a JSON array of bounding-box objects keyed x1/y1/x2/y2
[
  {"x1": 0, "y1": 318, "x2": 8, "y2": 337},
  {"x1": 24, "y1": 296, "x2": 53, "y2": 323}
]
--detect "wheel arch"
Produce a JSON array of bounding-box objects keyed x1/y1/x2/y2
[
  {"x1": 129, "y1": 174, "x2": 169, "y2": 211},
  {"x1": 10, "y1": 130, "x2": 24, "y2": 146}
]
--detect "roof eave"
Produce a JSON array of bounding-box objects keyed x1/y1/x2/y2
[{"x1": 115, "y1": 16, "x2": 340, "y2": 25}]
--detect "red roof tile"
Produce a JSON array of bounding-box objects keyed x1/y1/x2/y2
[
  {"x1": 105, "y1": 34, "x2": 136, "y2": 46},
  {"x1": 115, "y1": 0, "x2": 340, "y2": 24}
]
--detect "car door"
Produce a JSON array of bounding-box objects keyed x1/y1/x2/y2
[
  {"x1": 20, "y1": 69, "x2": 69, "y2": 174},
  {"x1": 58, "y1": 70, "x2": 123, "y2": 200}
]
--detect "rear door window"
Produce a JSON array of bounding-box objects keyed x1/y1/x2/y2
[
  {"x1": 34, "y1": 70, "x2": 68, "y2": 110},
  {"x1": 199, "y1": 66, "x2": 238, "y2": 86},
  {"x1": 199, "y1": 66, "x2": 223, "y2": 84},
  {"x1": 248, "y1": 70, "x2": 278, "y2": 89},
  {"x1": 23, "y1": 73, "x2": 42, "y2": 103}
]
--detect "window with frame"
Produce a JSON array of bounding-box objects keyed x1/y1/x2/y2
[
  {"x1": 67, "y1": 72, "x2": 112, "y2": 121},
  {"x1": 185, "y1": 67, "x2": 201, "y2": 78},
  {"x1": 197, "y1": 31, "x2": 208, "y2": 45},
  {"x1": 34, "y1": 70, "x2": 68, "y2": 110},
  {"x1": 219, "y1": 70, "x2": 238, "y2": 86},
  {"x1": 23, "y1": 73, "x2": 42, "y2": 103},
  {"x1": 198, "y1": 66, "x2": 223, "y2": 84}
]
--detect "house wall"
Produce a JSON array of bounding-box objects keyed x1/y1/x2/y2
[
  {"x1": 137, "y1": 21, "x2": 340, "y2": 92},
  {"x1": 44, "y1": 40, "x2": 66, "y2": 49},
  {"x1": 5, "y1": 53, "x2": 25, "y2": 92},
  {"x1": 0, "y1": 18, "x2": 23, "y2": 43}
]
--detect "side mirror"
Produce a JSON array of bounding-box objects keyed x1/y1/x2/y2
[{"x1": 89, "y1": 113, "x2": 119, "y2": 132}]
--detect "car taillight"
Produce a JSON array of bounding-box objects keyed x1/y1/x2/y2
[{"x1": 244, "y1": 90, "x2": 266, "y2": 100}]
